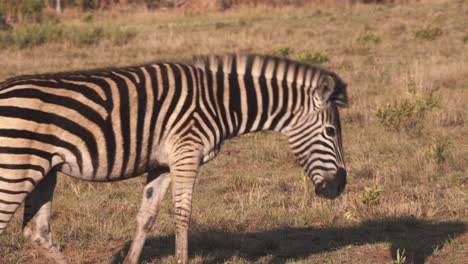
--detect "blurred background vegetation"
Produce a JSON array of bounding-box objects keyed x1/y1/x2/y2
[{"x1": 0, "y1": 0, "x2": 404, "y2": 25}]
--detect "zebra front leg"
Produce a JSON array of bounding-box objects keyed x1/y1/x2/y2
[
  {"x1": 22, "y1": 170, "x2": 66, "y2": 264},
  {"x1": 171, "y1": 153, "x2": 200, "y2": 264},
  {"x1": 123, "y1": 168, "x2": 172, "y2": 264}
]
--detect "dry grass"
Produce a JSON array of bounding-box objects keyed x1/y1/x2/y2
[{"x1": 0, "y1": 0, "x2": 467, "y2": 263}]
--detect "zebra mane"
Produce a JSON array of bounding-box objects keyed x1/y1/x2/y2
[
  {"x1": 193, "y1": 53, "x2": 348, "y2": 106},
  {"x1": 193, "y1": 53, "x2": 320, "y2": 79}
]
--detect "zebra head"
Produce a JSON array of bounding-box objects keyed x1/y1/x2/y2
[{"x1": 287, "y1": 72, "x2": 348, "y2": 199}]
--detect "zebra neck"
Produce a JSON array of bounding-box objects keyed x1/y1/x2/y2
[{"x1": 213, "y1": 71, "x2": 296, "y2": 139}]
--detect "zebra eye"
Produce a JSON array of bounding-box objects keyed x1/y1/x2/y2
[{"x1": 325, "y1": 127, "x2": 336, "y2": 137}]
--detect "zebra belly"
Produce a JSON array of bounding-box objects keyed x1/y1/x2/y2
[{"x1": 57, "y1": 142, "x2": 172, "y2": 182}]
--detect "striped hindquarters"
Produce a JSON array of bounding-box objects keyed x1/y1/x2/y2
[{"x1": 0, "y1": 63, "x2": 200, "y2": 181}]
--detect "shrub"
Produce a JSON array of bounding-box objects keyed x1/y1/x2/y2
[
  {"x1": 376, "y1": 100, "x2": 417, "y2": 131},
  {"x1": 414, "y1": 27, "x2": 443, "y2": 41},
  {"x1": 297, "y1": 51, "x2": 329, "y2": 64},
  {"x1": 376, "y1": 96, "x2": 438, "y2": 131}
]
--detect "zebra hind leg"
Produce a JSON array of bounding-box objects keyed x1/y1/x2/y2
[
  {"x1": 123, "y1": 168, "x2": 172, "y2": 264},
  {"x1": 22, "y1": 170, "x2": 66, "y2": 264},
  {"x1": 171, "y1": 152, "x2": 201, "y2": 264}
]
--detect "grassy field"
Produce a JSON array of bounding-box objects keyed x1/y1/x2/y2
[{"x1": 0, "y1": 0, "x2": 467, "y2": 263}]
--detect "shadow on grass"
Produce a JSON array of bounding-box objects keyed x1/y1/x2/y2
[{"x1": 112, "y1": 217, "x2": 466, "y2": 264}]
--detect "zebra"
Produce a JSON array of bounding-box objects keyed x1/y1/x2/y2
[{"x1": 0, "y1": 54, "x2": 348, "y2": 264}]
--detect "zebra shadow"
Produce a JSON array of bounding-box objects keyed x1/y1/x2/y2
[{"x1": 111, "y1": 217, "x2": 466, "y2": 264}]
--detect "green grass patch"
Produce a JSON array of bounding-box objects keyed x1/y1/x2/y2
[
  {"x1": 356, "y1": 31, "x2": 381, "y2": 44},
  {"x1": 297, "y1": 51, "x2": 329, "y2": 64},
  {"x1": 414, "y1": 27, "x2": 443, "y2": 41}
]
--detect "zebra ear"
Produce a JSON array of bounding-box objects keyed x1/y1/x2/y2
[{"x1": 317, "y1": 75, "x2": 348, "y2": 107}]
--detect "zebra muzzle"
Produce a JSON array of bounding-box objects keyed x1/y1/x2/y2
[{"x1": 314, "y1": 167, "x2": 347, "y2": 199}]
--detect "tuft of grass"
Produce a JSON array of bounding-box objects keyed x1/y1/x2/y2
[
  {"x1": 356, "y1": 31, "x2": 381, "y2": 44},
  {"x1": 414, "y1": 27, "x2": 443, "y2": 41},
  {"x1": 297, "y1": 51, "x2": 329, "y2": 64},
  {"x1": 270, "y1": 46, "x2": 295, "y2": 57},
  {"x1": 422, "y1": 139, "x2": 449, "y2": 164},
  {"x1": 345, "y1": 185, "x2": 384, "y2": 221},
  {"x1": 359, "y1": 185, "x2": 384, "y2": 208},
  {"x1": 393, "y1": 248, "x2": 407, "y2": 264}
]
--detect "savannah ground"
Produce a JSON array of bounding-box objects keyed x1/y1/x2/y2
[{"x1": 0, "y1": 0, "x2": 467, "y2": 263}]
